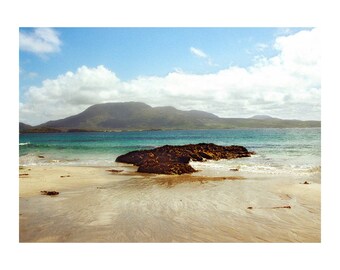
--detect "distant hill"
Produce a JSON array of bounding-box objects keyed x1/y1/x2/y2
[
  {"x1": 20, "y1": 102, "x2": 321, "y2": 133},
  {"x1": 37, "y1": 102, "x2": 223, "y2": 131},
  {"x1": 250, "y1": 115, "x2": 275, "y2": 120},
  {"x1": 19, "y1": 122, "x2": 32, "y2": 132}
]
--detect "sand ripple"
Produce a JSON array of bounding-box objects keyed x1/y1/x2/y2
[{"x1": 19, "y1": 166, "x2": 320, "y2": 242}]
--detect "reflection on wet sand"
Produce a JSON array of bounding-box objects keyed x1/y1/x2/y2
[{"x1": 19, "y1": 166, "x2": 320, "y2": 242}]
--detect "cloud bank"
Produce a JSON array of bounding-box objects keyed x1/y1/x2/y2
[
  {"x1": 20, "y1": 28, "x2": 320, "y2": 125},
  {"x1": 19, "y1": 28, "x2": 61, "y2": 56}
]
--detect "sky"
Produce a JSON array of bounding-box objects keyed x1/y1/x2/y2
[{"x1": 19, "y1": 27, "x2": 320, "y2": 125}]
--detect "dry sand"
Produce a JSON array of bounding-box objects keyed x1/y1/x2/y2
[{"x1": 19, "y1": 165, "x2": 320, "y2": 242}]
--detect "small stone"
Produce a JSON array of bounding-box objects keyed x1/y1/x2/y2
[
  {"x1": 272, "y1": 205, "x2": 291, "y2": 209},
  {"x1": 40, "y1": 191, "x2": 59, "y2": 196}
]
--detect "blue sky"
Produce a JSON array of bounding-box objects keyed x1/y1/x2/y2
[
  {"x1": 19, "y1": 28, "x2": 306, "y2": 95},
  {"x1": 19, "y1": 27, "x2": 320, "y2": 124}
]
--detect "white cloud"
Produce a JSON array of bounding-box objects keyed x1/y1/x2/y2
[
  {"x1": 20, "y1": 28, "x2": 320, "y2": 125},
  {"x1": 20, "y1": 68, "x2": 39, "y2": 79},
  {"x1": 190, "y1": 46, "x2": 216, "y2": 66},
  {"x1": 255, "y1": 43, "x2": 268, "y2": 51},
  {"x1": 190, "y1": 47, "x2": 208, "y2": 58},
  {"x1": 19, "y1": 28, "x2": 61, "y2": 56}
]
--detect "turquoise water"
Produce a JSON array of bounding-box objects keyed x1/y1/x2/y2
[{"x1": 19, "y1": 128, "x2": 321, "y2": 174}]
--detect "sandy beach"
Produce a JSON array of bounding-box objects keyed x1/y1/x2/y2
[{"x1": 19, "y1": 164, "x2": 320, "y2": 243}]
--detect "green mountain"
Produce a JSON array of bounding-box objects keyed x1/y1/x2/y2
[{"x1": 20, "y1": 102, "x2": 321, "y2": 133}]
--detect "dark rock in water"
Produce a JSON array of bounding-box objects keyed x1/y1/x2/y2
[
  {"x1": 177, "y1": 156, "x2": 191, "y2": 163},
  {"x1": 190, "y1": 154, "x2": 203, "y2": 162},
  {"x1": 198, "y1": 151, "x2": 214, "y2": 160},
  {"x1": 38, "y1": 155, "x2": 45, "y2": 158},
  {"x1": 116, "y1": 143, "x2": 253, "y2": 175},
  {"x1": 40, "y1": 190, "x2": 59, "y2": 196}
]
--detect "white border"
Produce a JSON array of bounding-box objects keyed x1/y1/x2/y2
[{"x1": 2, "y1": 0, "x2": 339, "y2": 269}]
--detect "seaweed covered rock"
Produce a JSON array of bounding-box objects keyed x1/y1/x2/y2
[{"x1": 116, "y1": 143, "x2": 253, "y2": 175}]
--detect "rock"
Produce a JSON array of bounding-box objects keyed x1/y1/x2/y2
[
  {"x1": 177, "y1": 156, "x2": 191, "y2": 163},
  {"x1": 138, "y1": 162, "x2": 196, "y2": 175},
  {"x1": 303, "y1": 181, "x2": 310, "y2": 185},
  {"x1": 248, "y1": 205, "x2": 291, "y2": 210},
  {"x1": 40, "y1": 191, "x2": 59, "y2": 196},
  {"x1": 190, "y1": 154, "x2": 203, "y2": 161},
  {"x1": 38, "y1": 155, "x2": 45, "y2": 158},
  {"x1": 272, "y1": 205, "x2": 291, "y2": 209},
  {"x1": 198, "y1": 151, "x2": 214, "y2": 160},
  {"x1": 116, "y1": 143, "x2": 253, "y2": 175},
  {"x1": 230, "y1": 168, "x2": 239, "y2": 171}
]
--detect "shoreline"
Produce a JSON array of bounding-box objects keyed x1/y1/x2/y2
[{"x1": 19, "y1": 165, "x2": 320, "y2": 242}]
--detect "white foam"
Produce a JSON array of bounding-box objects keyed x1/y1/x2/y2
[
  {"x1": 19, "y1": 153, "x2": 42, "y2": 166},
  {"x1": 19, "y1": 142, "x2": 30, "y2": 146},
  {"x1": 190, "y1": 158, "x2": 321, "y2": 177}
]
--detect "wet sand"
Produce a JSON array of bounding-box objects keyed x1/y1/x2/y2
[{"x1": 19, "y1": 165, "x2": 320, "y2": 242}]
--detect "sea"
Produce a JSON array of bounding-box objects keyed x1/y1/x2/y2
[{"x1": 19, "y1": 128, "x2": 321, "y2": 177}]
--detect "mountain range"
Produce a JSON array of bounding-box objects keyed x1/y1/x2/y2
[{"x1": 19, "y1": 102, "x2": 321, "y2": 133}]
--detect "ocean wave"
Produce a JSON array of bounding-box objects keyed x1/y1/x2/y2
[
  {"x1": 19, "y1": 153, "x2": 43, "y2": 166},
  {"x1": 17, "y1": 143, "x2": 157, "y2": 151},
  {"x1": 19, "y1": 142, "x2": 30, "y2": 146},
  {"x1": 308, "y1": 166, "x2": 321, "y2": 173},
  {"x1": 190, "y1": 159, "x2": 321, "y2": 177},
  {"x1": 19, "y1": 152, "x2": 116, "y2": 167}
]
